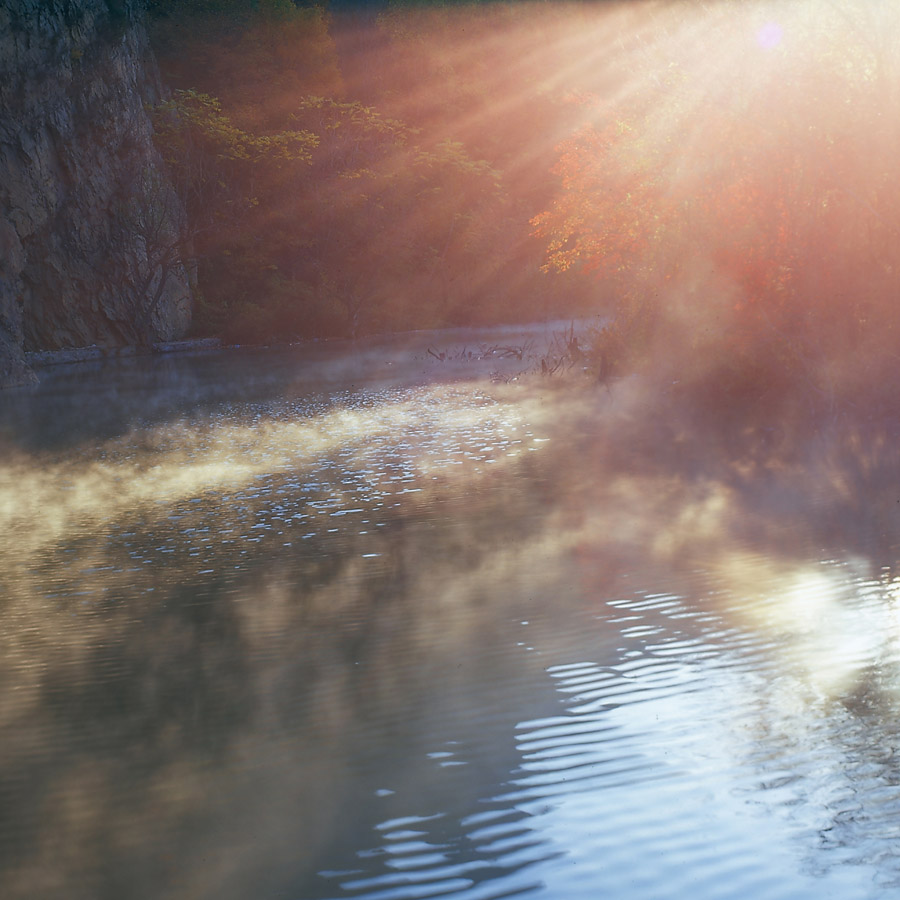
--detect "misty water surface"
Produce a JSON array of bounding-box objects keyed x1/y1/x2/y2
[{"x1": 3, "y1": 326, "x2": 900, "y2": 900}]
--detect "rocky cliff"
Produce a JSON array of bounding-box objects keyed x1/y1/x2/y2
[{"x1": 0, "y1": 0, "x2": 191, "y2": 388}]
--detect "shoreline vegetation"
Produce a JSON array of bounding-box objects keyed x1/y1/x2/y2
[
  {"x1": 138, "y1": 0, "x2": 900, "y2": 436},
  {"x1": 144, "y1": 1, "x2": 596, "y2": 348},
  {"x1": 13, "y1": 0, "x2": 900, "y2": 438},
  {"x1": 22, "y1": 319, "x2": 600, "y2": 382}
]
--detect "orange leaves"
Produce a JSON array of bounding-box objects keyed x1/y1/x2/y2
[{"x1": 531, "y1": 116, "x2": 669, "y2": 287}]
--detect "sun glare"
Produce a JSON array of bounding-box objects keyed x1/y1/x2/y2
[
  {"x1": 756, "y1": 20, "x2": 784, "y2": 50},
  {"x1": 147, "y1": 0, "x2": 900, "y2": 368}
]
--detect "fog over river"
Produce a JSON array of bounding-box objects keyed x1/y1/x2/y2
[{"x1": 3, "y1": 325, "x2": 900, "y2": 900}]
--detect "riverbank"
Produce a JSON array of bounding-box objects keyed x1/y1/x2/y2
[
  {"x1": 15, "y1": 319, "x2": 606, "y2": 385},
  {"x1": 24, "y1": 338, "x2": 223, "y2": 370}
]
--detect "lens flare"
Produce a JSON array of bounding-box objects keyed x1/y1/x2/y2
[{"x1": 756, "y1": 20, "x2": 784, "y2": 50}]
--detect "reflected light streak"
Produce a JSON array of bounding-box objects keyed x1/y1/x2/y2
[
  {"x1": 0, "y1": 382, "x2": 562, "y2": 567},
  {"x1": 717, "y1": 554, "x2": 892, "y2": 701}
]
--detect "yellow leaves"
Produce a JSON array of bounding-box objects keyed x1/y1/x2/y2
[
  {"x1": 155, "y1": 90, "x2": 318, "y2": 173},
  {"x1": 416, "y1": 140, "x2": 499, "y2": 181},
  {"x1": 295, "y1": 97, "x2": 411, "y2": 144}
]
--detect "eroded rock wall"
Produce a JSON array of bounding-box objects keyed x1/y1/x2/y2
[{"x1": 0, "y1": 0, "x2": 191, "y2": 387}]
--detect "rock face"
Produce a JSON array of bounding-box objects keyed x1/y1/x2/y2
[{"x1": 0, "y1": 0, "x2": 192, "y2": 388}]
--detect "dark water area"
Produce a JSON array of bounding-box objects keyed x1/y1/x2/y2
[{"x1": 3, "y1": 325, "x2": 900, "y2": 899}]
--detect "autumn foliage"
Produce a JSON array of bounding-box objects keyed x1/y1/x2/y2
[
  {"x1": 148, "y1": 0, "x2": 900, "y2": 417},
  {"x1": 532, "y1": 1, "x2": 900, "y2": 411},
  {"x1": 148, "y1": 0, "x2": 592, "y2": 343}
]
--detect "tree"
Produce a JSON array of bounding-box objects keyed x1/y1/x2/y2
[
  {"x1": 149, "y1": 90, "x2": 319, "y2": 338},
  {"x1": 282, "y1": 97, "x2": 506, "y2": 335},
  {"x1": 532, "y1": 0, "x2": 900, "y2": 406},
  {"x1": 149, "y1": 1, "x2": 343, "y2": 131},
  {"x1": 116, "y1": 163, "x2": 191, "y2": 342}
]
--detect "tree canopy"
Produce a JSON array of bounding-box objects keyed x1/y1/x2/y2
[{"x1": 532, "y1": 1, "x2": 900, "y2": 408}]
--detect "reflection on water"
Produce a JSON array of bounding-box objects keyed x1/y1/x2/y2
[{"x1": 3, "y1": 328, "x2": 900, "y2": 899}]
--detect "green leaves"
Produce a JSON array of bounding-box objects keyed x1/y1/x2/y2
[{"x1": 155, "y1": 91, "x2": 318, "y2": 166}]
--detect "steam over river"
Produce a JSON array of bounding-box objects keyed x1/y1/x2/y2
[{"x1": 3, "y1": 326, "x2": 900, "y2": 899}]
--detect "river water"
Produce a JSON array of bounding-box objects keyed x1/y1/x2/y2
[{"x1": 3, "y1": 326, "x2": 900, "y2": 900}]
